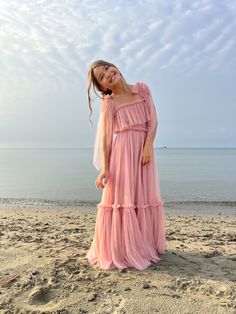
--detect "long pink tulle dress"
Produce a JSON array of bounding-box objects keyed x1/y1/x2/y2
[{"x1": 86, "y1": 81, "x2": 167, "y2": 271}]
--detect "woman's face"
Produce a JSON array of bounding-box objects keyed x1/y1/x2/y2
[{"x1": 93, "y1": 65, "x2": 121, "y2": 90}]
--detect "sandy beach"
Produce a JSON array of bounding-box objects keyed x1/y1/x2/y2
[{"x1": 0, "y1": 206, "x2": 235, "y2": 314}]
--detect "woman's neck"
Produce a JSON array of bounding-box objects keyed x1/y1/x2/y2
[{"x1": 111, "y1": 84, "x2": 133, "y2": 98}]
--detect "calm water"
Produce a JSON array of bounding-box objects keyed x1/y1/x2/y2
[{"x1": 0, "y1": 148, "x2": 235, "y2": 214}]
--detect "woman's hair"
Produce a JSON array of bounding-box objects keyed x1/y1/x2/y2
[{"x1": 87, "y1": 59, "x2": 127, "y2": 127}]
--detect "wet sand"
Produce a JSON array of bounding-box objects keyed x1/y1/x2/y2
[{"x1": 0, "y1": 206, "x2": 235, "y2": 313}]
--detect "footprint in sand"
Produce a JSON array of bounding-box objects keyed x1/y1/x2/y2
[
  {"x1": 169, "y1": 277, "x2": 236, "y2": 309},
  {"x1": 28, "y1": 286, "x2": 54, "y2": 305},
  {"x1": 12, "y1": 284, "x2": 65, "y2": 312},
  {"x1": 95, "y1": 292, "x2": 125, "y2": 313}
]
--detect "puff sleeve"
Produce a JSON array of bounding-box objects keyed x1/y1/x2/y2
[
  {"x1": 142, "y1": 82, "x2": 158, "y2": 144},
  {"x1": 93, "y1": 96, "x2": 114, "y2": 172}
]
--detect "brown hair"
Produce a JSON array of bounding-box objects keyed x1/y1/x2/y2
[{"x1": 87, "y1": 60, "x2": 128, "y2": 127}]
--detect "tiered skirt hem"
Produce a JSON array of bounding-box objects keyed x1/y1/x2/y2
[{"x1": 86, "y1": 201, "x2": 167, "y2": 271}]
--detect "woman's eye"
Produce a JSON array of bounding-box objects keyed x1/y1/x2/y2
[{"x1": 101, "y1": 65, "x2": 109, "y2": 80}]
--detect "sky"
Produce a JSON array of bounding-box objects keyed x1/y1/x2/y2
[{"x1": 0, "y1": 0, "x2": 235, "y2": 148}]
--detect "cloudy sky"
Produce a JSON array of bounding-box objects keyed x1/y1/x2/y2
[{"x1": 0, "y1": 0, "x2": 235, "y2": 148}]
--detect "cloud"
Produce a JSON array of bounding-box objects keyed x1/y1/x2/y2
[
  {"x1": 0, "y1": 0, "x2": 235, "y2": 148},
  {"x1": 0, "y1": 0, "x2": 235, "y2": 92}
]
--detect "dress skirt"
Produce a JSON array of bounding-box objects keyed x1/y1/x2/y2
[{"x1": 86, "y1": 128, "x2": 167, "y2": 271}]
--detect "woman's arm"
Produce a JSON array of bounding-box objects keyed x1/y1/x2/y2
[
  {"x1": 93, "y1": 97, "x2": 113, "y2": 172},
  {"x1": 96, "y1": 97, "x2": 113, "y2": 172},
  {"x1": 102, "y1": 109, "x2": 111, "y2": 172},
  {"x1": 143, "y1": 83, "x2": 158, "y2": 146}
]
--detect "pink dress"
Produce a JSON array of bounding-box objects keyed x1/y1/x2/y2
[{"x1": 86, "y1": 81, "x2": 167, "y2": 271}]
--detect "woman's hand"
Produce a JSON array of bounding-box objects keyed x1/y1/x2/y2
[
  {"x1": 141, "y1": 142, "x2": 152, "y2": 166},
  {"x1": 95, "y1": 169, "x2": 110, "y2": 190}
]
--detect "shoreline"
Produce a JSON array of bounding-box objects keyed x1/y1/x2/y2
[
  {"x1": 0, "y1": 206, "x2": 235, "y2": 313},
  {"x1": 0, "y1": 198, "x2": 236, "y2": 215}
]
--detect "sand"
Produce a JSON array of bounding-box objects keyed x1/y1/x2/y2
[{"x1": 0, "y1": 206, "x2": 235, "y2": 314}]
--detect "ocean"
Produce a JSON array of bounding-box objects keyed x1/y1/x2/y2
[{"x1": 0, "y1": 147, "x2": 235, "y2": 214}]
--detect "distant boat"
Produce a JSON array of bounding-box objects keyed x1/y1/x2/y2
[{"x1": 158, "y1": 145, "x2": 167, "y2": 149}]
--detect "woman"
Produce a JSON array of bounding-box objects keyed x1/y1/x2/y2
[{"x1": 86, "y1": 60, "x2": 167, "y2": 271}]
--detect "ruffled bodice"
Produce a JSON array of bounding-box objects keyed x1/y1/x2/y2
[
  {"x1": 93, "y1": 81, "x2": 158, "y2": 172},
  {"x1": 113, "y1": 98, "x2": 151, "y2": 134}
]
